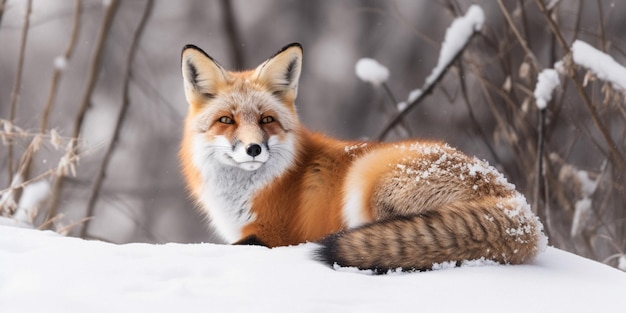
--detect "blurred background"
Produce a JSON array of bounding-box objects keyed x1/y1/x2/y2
[{"x1": 1, "y1": 0, "x2": 625, "y2": 270}]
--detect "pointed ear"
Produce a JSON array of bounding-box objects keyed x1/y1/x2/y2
[
  {"x1": 181, "y1": 44, "x2": 228, "y2": 108},
  {"x1": 254, "y1": 43, "x2": 303, "y2": 102}
]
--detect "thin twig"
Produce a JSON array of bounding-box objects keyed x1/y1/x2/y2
[
  {"x1": 40, "y1": 0, "x2": 82, "y2": 132},
  {"x1": 381, "y1": 82, "x2": 398, "y2": 104},
  {"x1": 129, "y1": 71, "x2": 182, "y2": 121},
  {"x1": 541, "y1": 156, "x2": 553, "y2": 241},
  {"x1": 534, "y1": 0, "x2": 568, "y2": 51},
  {"x1": 533, "y1": 108, "x2": 546, "y2": 214},
  {"x1": 376, "y1": 30, "x2": 480, "y2": 140},
  {"x1": 467, "y1": 56, "x2": 537, "y2": 157},
  {"x1": 596, "y1": 0, "x2": 606, "y2": 52},
  {"x1": 37, "y1": 213, "x2": 63, "y2": 231},
  {"x1": 220, "y1": 0, "x2": 244, "y2": 68},
  {"x1": 389, "y1": 1, "x2": 438, "y2": 47},
  {"x1": 46, "y1": 0, "x2": 120, "y2": 226},
  {"x1": 380, "y1": 82, "x2": 412, "y2": 137},
  {"x1": 12, "y1": 0, "x2": 82, "y2": 208},
  {"x1": 81, "y1": 0, "x2": 154, "y2": 238},
  {"x1": 572, "y1": 0, "x2": 583, "y2": 42},
  {"x1": 497, "y1": 0, "x2": 540, "y2": 72},
  {"x1": 456, "y1": 62, "x2": 502, "y2": 165},
  {"x1": 58, "y1": 217, "x2": 93, "y2": 236},
  {"x1": 519, "y1": 0, "x2": 532, "y2": 51},
  {"x1": 439, "y1": 0, "x2": 460, "y2": 17},
  {"x1": 468, "y1": 61, "x2": 534, "y2": 175},
  {"x1": 0, "y1": 0, "x2": 7, "y2": 26},
  {"x1": 6, "y1": 0, "x2": 32, "y2": 186}
]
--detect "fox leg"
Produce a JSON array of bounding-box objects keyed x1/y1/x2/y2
[{"x1": 233, "y1": 235, "x2": 268, "y2": 246}]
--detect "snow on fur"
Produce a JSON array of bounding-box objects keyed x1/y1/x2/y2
[{"x1": 390, "y1": 142, "x2": 547, "y2": 253}]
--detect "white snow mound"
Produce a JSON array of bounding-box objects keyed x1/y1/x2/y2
[{"x1": 1, "y1": 225, "x2": 625, "y2": 313}]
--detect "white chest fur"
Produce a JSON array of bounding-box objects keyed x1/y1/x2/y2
[
  {"x1": 192, "y1": 135, "x2": 296, "y2": 242},
  {"x1": 197, "y1": 167, "x2": 262, "y2": 242}
]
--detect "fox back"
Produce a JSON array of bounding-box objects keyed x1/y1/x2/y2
[{"x1": 180, "y1": 43, "x2": 547, "y2": 272}]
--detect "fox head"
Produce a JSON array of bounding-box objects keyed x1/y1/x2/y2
[{"x1": 181, "y1": 43, "x2": 302, "y2": 172}]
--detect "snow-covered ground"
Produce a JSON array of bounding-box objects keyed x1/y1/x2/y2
[{"x1": 1, "y1": 225, "x2": 625, "y2": 313}]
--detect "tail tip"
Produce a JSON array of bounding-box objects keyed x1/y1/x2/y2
[{"x1": 313, "y1": 233, "x2": 342, "y2": 268}]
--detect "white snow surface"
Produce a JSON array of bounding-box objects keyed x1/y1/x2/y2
[
  {"x1": 571, "y1": 40, "x2": 626, "y2": 91},
  {"x1": 1, "y1": 226, "x2": 625, "y2": 313},
  {"x1": 355, "y1": 58, "x2": 389, "y2": 86},
  {"x1": 534, "y1": 69, "x2": 560, "y2": 110}
]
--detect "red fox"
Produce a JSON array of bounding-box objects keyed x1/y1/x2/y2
[{"x1": 179, "y1": 43, "x2": 547, "y2": 272}]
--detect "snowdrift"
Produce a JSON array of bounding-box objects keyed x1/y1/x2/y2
[{"x1": 1, "y1": 225, "x2": 625, "y2": 313}]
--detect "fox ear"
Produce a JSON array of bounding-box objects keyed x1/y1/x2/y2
[
  {"x1": 254, "y1": 43, "x2": 303, "y2": 102},
  {"x1": 181, "y1": 45, "x2": 228, "y2": 109}
]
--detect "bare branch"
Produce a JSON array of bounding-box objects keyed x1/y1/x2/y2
[
  {"x1": 376, "y1": 30, "x2": 480, "y2": 140},
  {"x1": 456, "y1": 62, "x2": 502, "y2": 165},
  {"x1": 533, "y1": 108, "x2": 546, "y2": 215},
  {"x1": 534, "y1": 0, "x2": 569, "y2": 51},
  {"x1": 596, "y1": 0, "x2": 607, "y2": 52},
  {"x1": 11, "y1": 0, "x2": 83, "y2": 208},
  {"x1": 519, "y1": 0, "x2": 532, "y2": 51},
  {"x1": 81, "y1": 0, "x2": 154, "y2": 238},
  {"x1": 571, "y1": 0, "x2": 583, "y2": 43},
  {"x1": 46, "y1": 0, "x2": 120, "y2": 225},
  {"x1": 40, "y1": 0, "x2": 82, "y2": 133},
  {"x1": 497, "y1": 0, "x2": 540, "y2": 72},
  {"x1": 0, "y1": 0, "x2": 7, "y2": 26},
  {"x1": 6, "y1": 0, "x2": 32, "y2": 185},
  {"x1": 380, "y1": 82, "x2": 412, "y2": 137},
  {"x1": 220, "y1": 0, "x2": 244, "y2": 69}
]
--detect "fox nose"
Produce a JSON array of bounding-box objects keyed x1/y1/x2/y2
[{"x1": 246, "y1": 144, "x2": 262, "y2": 157}]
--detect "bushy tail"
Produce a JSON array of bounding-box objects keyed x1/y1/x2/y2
[{"x1": 315, "y1": 202, "x2": 546, "y2": 273}]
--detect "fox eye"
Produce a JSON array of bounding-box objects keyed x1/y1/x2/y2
[
  {"x1": 218, "y1": 116, "x2": 234, "y2": 124},
  {"x1": 261, "y1": 116, "x2": 275, "y2": 124}
]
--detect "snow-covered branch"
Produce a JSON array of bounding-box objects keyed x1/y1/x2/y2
[
  {"x1": 570, "y1": 40, "x2": 626, "y2": 92},
  {"x1": 376, "y1": 5, "x2": 485, "y2": 139},
  {"x1": 534, "y1": 69, "x2": 560, "y2": 110}
]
